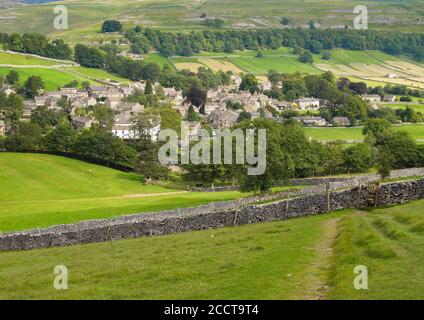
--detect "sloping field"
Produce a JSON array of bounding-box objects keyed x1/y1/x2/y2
[
  {"x1": 0, "y1": 51, "x2": 54, "y2": 66},
  {"x1": 0, "y1": 67, "x2": 92, "y2": 90},
  {"x1": 230, "y1": 56, "x2": 321, "y2": 74},
  {"x1": 304, "y1": 124, "x2": 424, "y2": 142},
  {"x1": 1, "y1": 199, "x2": 424, "y2": 299},
  {"x1": 0, "y1": 153, "x2": 246, "y2": 232},
  {"x1": 173, "y1": 62, "x2": 205, "y2": 72},
  {"x1": 200, "y1": 58, "x2": 243, "y2": 74}
]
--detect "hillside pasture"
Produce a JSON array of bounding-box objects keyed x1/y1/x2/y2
[
  {"x1": 304, "y1": 124, "x2": 424, "y2": 142},
  {"x1": 2, "y1": 199, "x2": 424, "y2": 299},
  {"x1": 0, "y1": 67, "x2": 92, "y2": 91},
  {"x1": 0, "y1": 153, "x2": 249, "y2": 232},
  {"x1": 0, "y1": 51, "x2": 66, "y2": 66},
  {"x1": 200, "y1": 58, "x2": 243, "y2": 74}
]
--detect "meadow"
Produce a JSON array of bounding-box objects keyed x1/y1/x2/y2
[
  {"x1": 0, "y1": 67, "x2": 92, "y2": 91},
  {"x1": 0, "y1": 51, "x2": 68, "y2": 66},
  {"x1": 304, "y1": 124, "x2": 424, "y2": 142},
  {"x1": 1, "y1": 198, "x2": 424, "y2": 299},
  {"x1": 0, "y1": 0, "x2": 422, "y2": 45},
  {"x1": 0, "y1": 153, "x2": 251, "y2": 232}
]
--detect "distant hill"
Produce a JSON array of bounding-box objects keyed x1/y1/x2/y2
[{"x1": 20, "y1": 0, "x2": 62, "y2": 3}]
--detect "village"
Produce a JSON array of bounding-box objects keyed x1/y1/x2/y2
[{"x1": 1, "y1": 75, "x2": 404, "y2": 140}]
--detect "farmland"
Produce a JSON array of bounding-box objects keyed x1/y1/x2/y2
[
  {"x1": 0, "y1": 0, "x2": 422, "y2": 45},
  {"x1": 164, "y1": 48, "x2": 424, "y2": 91},
  {"x1": 304, "y1": 124, "x2": 424, "y2": 142},
  {"x1": 1, "y1": 198, "x2": 424, "y2": 299},
  {"x1": 0, "y1": 67, "x2": 92, "y2": 91},
  {"x1": 0, "y1": 153, "x2": 255, "y2": 232}
]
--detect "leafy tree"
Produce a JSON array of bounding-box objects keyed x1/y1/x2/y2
[
  {"x1": 187, "y1": 85, "x2": 207, "y2": 109},
  {"x1": 299, "y1": 50, "x2": 314, "y2": 64},
  {"x1": 239, "y1": 74, "x2": 259, "y2": 93},
  {"x1": 23, "y1": 76, "x2": 44, "y2": 98},
  {"x1": 6, "y1": 70, "x2": 19, "y2": 85},
  {"x1": 362, "y1": 118, "x2": 391, "y2": 145},
  {"x1": 342, "y1": 144, "x2": 373, "y2": 174},
  {"x1": 321, "y1": 51, "x2": 331, "y2": 60},
  {"x1": 43, "y1": 119, "x2": 76, "y2": 152},
  {"x1": 186, "y1": 105, "x2": 200, "y2": 122},
  {"x1": 30, "y1": 106, "x2": 61, "y2": 133},
  {"x1": 101, "y1": 20, "x2": 123, "y2": 33},
  {"x1": 72, "y1": 128, "x2": 137, "y2": 167},
  {"x1": 4, "y1": 121, "x2": 43, "y2": 151},
  {"x1": 74, "y1": 44, "x2": 104, "y2": 68},
  {"x1": 135, "y1": 139, "x2": 169, "y2": 181}
]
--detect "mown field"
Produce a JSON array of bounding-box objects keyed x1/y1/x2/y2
[
  {"x1": 304, "y1": 124, "x2": 424, "y2": 142},
  {"x1": 0, "y1": 51, "x2": 69, "y2": 66},
  {"x1": 0, "y1": 153, "x2": 251, "y2": 232},
  {"x1": 0, "y1": 0, "x2": 422, "y2": 45},
  {"x1": 165, "y1": 48, "x2": 424, "y2": 91},
  {"x1": 0, "y1": 51, "x2": 129, "y2": 90},
  {"x1": 1, "y1": 197, "x2": 424, "y2": 299}
]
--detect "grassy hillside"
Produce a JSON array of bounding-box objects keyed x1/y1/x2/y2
[
  {"x1": 0, "y1": 0, "x2": 422, "y2": 45},
  {"x1": 0, "y1": 67, "x2": 93, "y2": 90},
  {"x1": 304, "y1": 124, "x2": 424, "y2": 142},
  {"x1": 0, "y1": 153, "x2": 248, "y2": 232},
  {"x1": 0, "y1": 51, "x2": 69, "y2": 66},
  {"x1": 1, "y1": 199, "x2": 424, "y2": 299}
]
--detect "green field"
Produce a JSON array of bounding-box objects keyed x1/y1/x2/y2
[
  {"x1": 0, "y1": 51, "x2": 69, "y2": 66},
  {"x1": 1, "y1": 197, "x2": 424, "y2": 299},
  {"x1": 0, "y1": 153, "x2": 249, "y2": 232},
  {"x1": 0, "y1": 67, "x2": 92, "y2": 91},
  {"x1": 68, "y1": 66, "x2": 130, "y2": 83},
  {"x1": 0, "y1": 0, "x2": 422, "y2": 45},
  {"x1": 230, "y1": 55, "x2": 321, "y2": 75},
  {"x1": 305, "y1": 125, "x2": 424, "y2": 142}
]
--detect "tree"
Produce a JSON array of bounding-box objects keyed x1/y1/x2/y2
[
  {"x1": 2, "y1": 93, "x2": 23, "y2": 132},
  {"x1": 74, "y1": 44, "x2": 104, "y2": 68},
  {"x1": 186, "y1": 105, "x2": 200, "y2": 122},
  {"x1": 101, "y1": 20, "x2": 123, "y2": 33},
  {"x1": 30, "y1": 105, "x2": 60, "y2": 133},
  {"x1": 92, "y1": 104, "x2": 115, "y2": 130},
  {"x1": 131, "y1": 109, "x2": 161, "y2": 140},
  {"x1": 6, "y1": 70, "x2": 19, "y2": 85},
  {"x1": 23, "y1": 76, "x2": 44, "y2": 98},
  {"x1": 362, "y1": 118, "x2": 391, "y2": 145},
  {"x1": 72, "y1": 128, "x2": 137, "y2": 167},
  {"x1": 43, "y1": 119, "x2": 76, "y2": 152},
  {"x1": 187, "y1": 85, "x2": 207, "y2": 109},
  {"x1": 342, "y1": 144, "x2": 373, "y2": 174},
  {"x1": 144, "y1": 80, "x2": 153, "y2": 95},
  {"x1": 237, "y1": 111, "x2": 251, "y2": 122},
  {"x1": 281, "y1": 17, "x2": 291, "y2": 26},
  {"x1": 376, "y1": 148, "x2": 394, "y2": 180},
  {"x1": 299, "y1": 50, "x2": 314, "y2": 64},
  {"x1": 239, "y1": 74, "x2": 259, "y2": 93},
  {"x1": 4, "y1": 121, "x2": 43, "y2": 151},
  {"x1": 135, "y1": 139, "x2": 169, "y2": 181},
  {"x1": 321, "y1": 51, "x2": 331, "y2": 60},
  {"x1": 379, "y1": 131, "x2": 418, "y2": 169},
  {"x1": 143, "y1": 62, "x2": 161, "y2": 82}
]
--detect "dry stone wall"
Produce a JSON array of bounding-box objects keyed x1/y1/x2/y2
[{"x1": 1, "y1": 178, "x2": 424, "y2": 251}]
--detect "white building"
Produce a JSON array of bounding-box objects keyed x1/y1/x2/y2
[{"x1": 294, "y1": 98, "x2": 320, "y2": 110}]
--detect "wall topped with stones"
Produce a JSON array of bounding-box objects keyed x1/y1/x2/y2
[{"x1": 1, "y1": 178, "x2": 424, "y2": 251}]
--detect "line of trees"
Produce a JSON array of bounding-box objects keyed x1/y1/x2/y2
[
  {"x1": 0, "y1": 32, "x2": 72, "y2": 60},
  {"x1": 124, "y1": 27, "x2": 424, "y2": 61}
]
